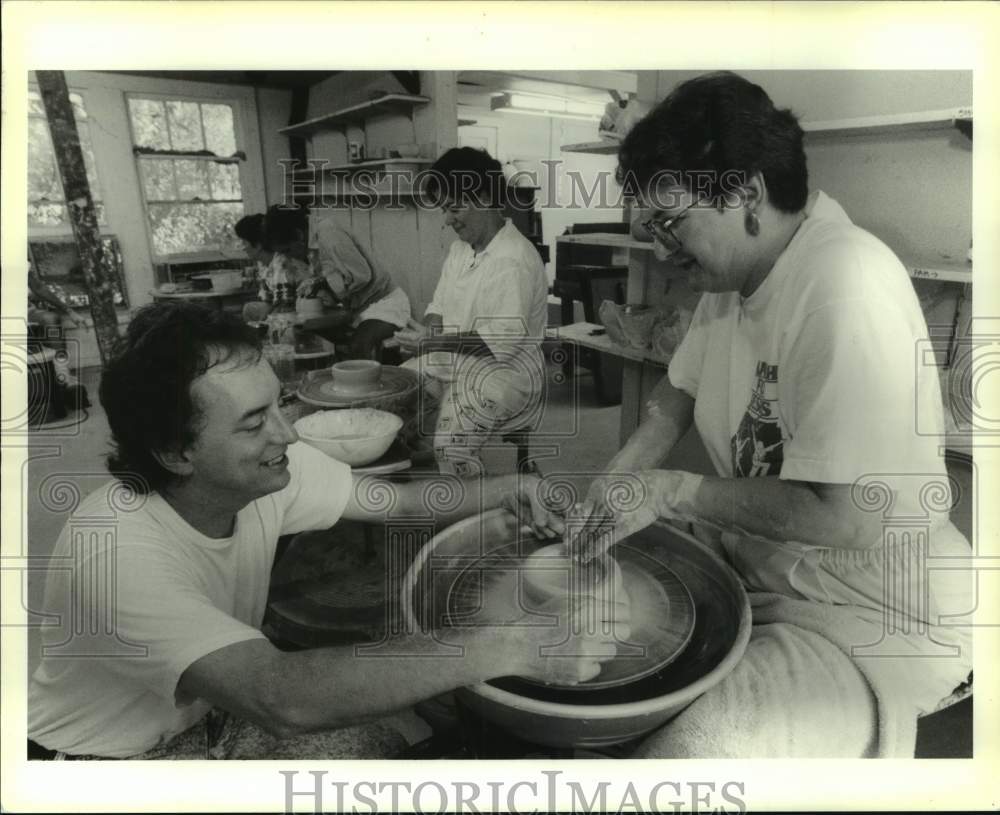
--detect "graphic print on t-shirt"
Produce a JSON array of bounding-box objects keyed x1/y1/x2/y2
[{"x1": 731, "y1": 360, "x2": 784, "y2": 478}]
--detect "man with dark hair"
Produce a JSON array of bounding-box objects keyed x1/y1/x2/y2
[
  {"x1": 395, "y1": 148, "x2": 548, "y2": 478},
  {"x1": 28, "y1": 302, "x2": 620, "y2": 760}
]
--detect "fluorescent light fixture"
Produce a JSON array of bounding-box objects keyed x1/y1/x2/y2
[{"x1": 490, "y1": 92, "x2": 604, "y2": 122}]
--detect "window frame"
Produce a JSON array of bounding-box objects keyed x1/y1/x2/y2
[
  {"x1": 124, "y1": 90, "x2": 253, "y2": 263},
  {"x1": 27, "y1": 85, "x2": 108, "y2": 238}
]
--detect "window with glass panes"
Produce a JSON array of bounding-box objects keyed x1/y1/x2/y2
[
  {"x1": 28, "y1": 89, "x2": 106, "y2": 228},
  {"x1": 127, "y1": 95, "x2": 247, "y2": 258}
]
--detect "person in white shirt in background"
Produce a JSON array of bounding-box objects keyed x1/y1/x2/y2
[
  {"x1": 27, "y1": 301, "x2": 620, "y2": 760},
  {"x1": 394, "y1": 148, "x2": 549, "y2": 478}
]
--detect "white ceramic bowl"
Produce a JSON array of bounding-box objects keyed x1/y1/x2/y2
[{"x1": 294, "y1": 408, "x2": 403, "y2": 466}]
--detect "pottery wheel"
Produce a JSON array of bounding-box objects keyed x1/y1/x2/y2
[
  {"x1": 445, "y1": 541, "x2": 696, "y2": 690},
  {"x1": 296, "y1": 365, "x2": 417, "y2": 408},
  {"x1": 265, "y1": 523, "x2": 403, "y2": 648}
]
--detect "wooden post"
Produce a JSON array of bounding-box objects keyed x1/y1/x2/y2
[{"x1": 36, "y1": 70, "x2": 119, "y2": 365}]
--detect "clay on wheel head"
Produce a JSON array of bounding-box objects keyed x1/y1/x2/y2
[{"x1": 523, "y1": 543, "x2": 630, "y2": 638}]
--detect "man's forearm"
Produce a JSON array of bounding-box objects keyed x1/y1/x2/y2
[
  {"x1": 347, "y1": 471, "x2": 518, "y2": 526},
  {"x1": 184, "y1": 628, "x2": 530, "y2": 738},
  {"x1": 277, "y1": 628, "x2": 523, "y2": 732},
  {"x1": 386, "y1": 473, "x2": 519, "y2": 527}
]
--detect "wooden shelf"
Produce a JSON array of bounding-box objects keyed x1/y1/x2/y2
[
  {"x1": 555, "y1": 240, "x2": 972, "y2": 284},
  {"x1": 136, "y1": 153, "x2": 243, "y2": 164},
  {"x1": 150, "y1": 288, "x2": 251, "y2": 301},
  {"x1": 458, "y1": 118, "x2": 477, "y2": 127},
  {"x1": 279, "y1": 93, "x2": 431, "y2": 138},
  {"x1": 803, "y1": 107, "x2": 972, "y2": 139},
  {"x1": 906, "y1": 262, "x2": 973, "y2": 285},
  {"x1": 557, "y1": 233, "x2": 653, "y2": 251},
  {"x1": 291, "y1": 180, "x2": 422, "y2": 201},
  {"x1": 549, "y1": 322, "x2": 671, "y2": 367},
  {"x1": 157, "y1": 249, "x2": 248, "y2": 267},
  {"x1": 560, "y1": 140, "x2": 620, "y2": 155}
]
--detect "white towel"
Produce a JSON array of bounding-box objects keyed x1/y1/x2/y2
[
  {"x1": 634, "y1": 592, "x2": 968, "y2": 758},
  {"x1": 750, "y1": 593, "x2": 912, "y2": 757}
]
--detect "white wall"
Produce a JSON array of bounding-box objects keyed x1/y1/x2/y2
[
  {"x1": 652, "y1": 70, "x2": 973, "y2": 267},
  {"x1": 300, "y1": 71, "x2": 458, "y2": 317},
  {"x1": 652, "y1": 70, "x2": 973, "y2": 361},
  {"x1": 458, "y1": 110, "x2": 626, "y2": 282},
  {"x1": 255, "y1": 86, "x2": 294, "y2": 207}
]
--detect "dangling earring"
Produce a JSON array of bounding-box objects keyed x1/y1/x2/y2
[{"x1": 744, "y1": 209, "x2": 760, "y2": 236}]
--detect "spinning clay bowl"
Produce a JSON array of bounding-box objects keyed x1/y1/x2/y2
[
  {"x1": 402, "y1": 509, "x2": 751, "y2": 748},
  {"x1": 330, "y1": 360, "x2": 383, "y2": 395}
]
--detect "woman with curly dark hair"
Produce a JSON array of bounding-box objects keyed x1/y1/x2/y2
[{"x1": 570, "y1": 72, "x2": 972, "y2": 758}]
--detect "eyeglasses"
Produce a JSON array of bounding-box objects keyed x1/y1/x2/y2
[{"x1": 642, "y1": 198, "x2": 701, "y2": 256}]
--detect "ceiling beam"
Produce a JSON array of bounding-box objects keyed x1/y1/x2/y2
[
  {"x1": 104, "y1": 70, "x2": 340, "y2": 90},
  {"x1": 459, "y1": 70, "x2": 637, "y2": 96}
]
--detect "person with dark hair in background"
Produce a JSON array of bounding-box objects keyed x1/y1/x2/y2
[
  {"x1": 393, "y1": 147, "x2": 548, "y2": 478},
  {"x1": 233, "y1": 213, "x2": 270, "y2": 269},
  {"x1": 235, "y1": 208, "x2": 313, "y2": 318},
  {"x1": 27, "y1": 301, "x2": 621, "y2": 760},
  {"x1": 234, "y1": 213, "x2": 279, "y2": 323},
  {"x1": 262, "y1": 205, "x2": 412, "y2": 360},
  {"x1": 568, "y1": 72, "x2": 972, "y2": 757}
]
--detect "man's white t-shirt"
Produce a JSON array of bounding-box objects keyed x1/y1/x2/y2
[{"x1": 28, "y1": 442, "x2": 352, "y2": 758}]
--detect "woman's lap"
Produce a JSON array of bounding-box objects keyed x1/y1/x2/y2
[{"x1": 633, "y1": 621, "x2": 877, "y2": 758}]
